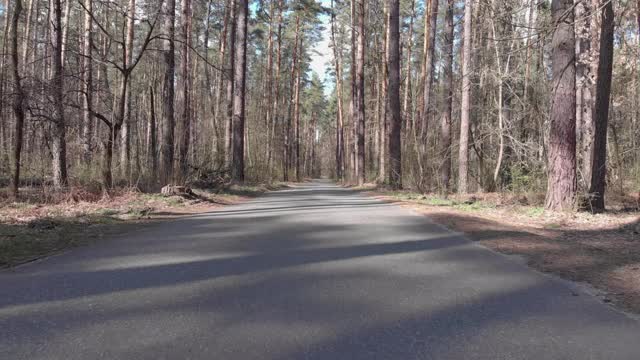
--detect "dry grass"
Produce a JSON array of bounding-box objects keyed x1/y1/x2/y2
[{"x1": 0, "y1": 183, "x2": 287, "y2": 268}]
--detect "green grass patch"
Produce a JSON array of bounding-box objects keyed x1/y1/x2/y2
[
  {"x1": 523, "y1": 206, "x2": 545, "y2": 217},
  {"x1": 98, "y1": 208, "x2": 120, "y2": 216}
]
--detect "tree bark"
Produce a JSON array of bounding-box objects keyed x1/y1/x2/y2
[
  {"x1": 388, "y1": 0, "x2": 402, "y2": 189},
  {"x1": 545, "y1": 0, "x2": 577, "y2": 211},
  {"x1": 224, "y1": 0, "x2": 236, "y2": 171},
  {"x1": 231, "y1": 0, "x2": 248, "y2": 182},
  {"x1": 294, "y1": 38, "x2": 302, "y2": 182},
  {"x1": 378, "y1": 3, "x2": 390, "y2": 184},
  {"x1": 211, "y1": 0, "x2": 230, "y2": 164},
  {"x1": 120, "y1": 0, "x2": 136, "y2": 181},
  {"x1": 160, "y1": 0, "x2": 176, "y2": 186},
  {"x1": 587, "y1": 0, "x2": 614, "y2": 212},
  {"x1": 147, "y1": 86, "x2": 158, "y2": 175},
  {"x1": 458, "y1": 0, "x2": 473, "y2": 194},
  {"x1": 575, "y1": 0, "x2": 594, "y2": 189},
  {"x1": 267, "y1": 0, "x2": 284, "y2": 178},
  {"x1": 21, "y1": 0, "x2": 34, "y2": 72},
  {"x1": 51, "y1": 0, "x2": 68, "y2": 189},
  {"x1": 402, "y1": 0, "x2": 415, "y2": 134},
  {"x1": 81, "y1": 0, "x2": 93, "y2": 163},
  {"x1": 354, "y1": 0, "x2": 365, "y2": 185},
  {"x1": 285, "y1": 15, "x2": 300, "y2": 182},
  {"x1": 10, "y1": 0, "x2": 25, "y2": 198},
  {"x1": 420, "y1": 0, "x2": 439, "y2": 186},
  {"x1": 178, "y1": 0, "x2": 192, "y2": 182},
  {"x1": 440, "y1": 0, "x2": 454, "y2": 194},
  {"x1": 331, "y1": 0, "x2": 344, "y2": 181}
]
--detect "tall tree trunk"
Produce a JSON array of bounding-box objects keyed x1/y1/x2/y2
[
  {"x1": 379, "y1": 4, "x2": 390, "y2": 184},
  {"x1": 420, "y1": 0, "x2": 439, "y2": 186},
  {"x1": 0, "y1": 0, "x2": 10, "y2": 170},
  {"x1": 575, "y1": 0, "x2": 594, "y2": 190},
  {"x1": 294, "y1": 40, "x2": 302, "y2": 182},
  {"x1": 402, "y1": 0, "x2": 415, "y2": 133},
  {"x1": 231, "y1": 0, "x2": 247, "y2": 182},
  {"x1": 160, "y1": 0, "x2": 176, "y2": 186},
  {"x1": 60, "y1": 0, "x2": 71, "y2": 65},
  {"x1": 10, "y1": 0, "x2": 25, "y2": 198},
  {"x1": 285, "y1": 15, "x2": 300, "y2": 182},
  {"x1": 310, "y1": 112, "x2": 317, "y2": 177},
  {"x1": 587, "y1": 0, "x2": 614, "y2": 212},
  {"x1": 354, "y1": 0, "x2": 365, "y2": 185},
  {"x1": 263, "y1": 0, "x2": 275, "y2": 176},
  {"x1": 178, "y1": 0, "x2": 192, "y2": 181},
  {"x1": 211, "y1": 0, "x2": 229, "y2": 164},
  {"x1": 51, "y1": 0, "x2": 68, "y2": 189},
  {"x1": 545, "y1": 0, "x2": 577, "y2": 211},
  {"x1": 440, "y1": 0, "x2": 454, "y2": 194},
  {"x1": 388, "y1": 0, "x2": 402, "y2": 189},
  {"x1": 120, "y1": 0, "x2": 135, "y2": 181},
  {"x1": 458, "y1": 0, "x2": 473, "y2": 194},
  {"x1": 224, "y1": 0, "x2": 236, "y2": 170},
  {"x1": 267, "y1": 0, "x2": 284, "y2": 178},
  {"x1": 147, "y1": 86, "x2": 158, "y2": 175},
  {"x1": 520, "y1": 0, "x2": 536, "y2": 142},
  {"x1": 81, "y1": 0, "x2": 93, "y2": 163},
  {"x1": 331, "y1": 0, "x2": 344, "y2": 181},
  {"x1": 21, "y1": 0, "x2": 34, "y2": 72}
]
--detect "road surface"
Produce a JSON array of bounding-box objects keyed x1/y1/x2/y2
[{"x1": 1, "y1": 180, "x2": 639, "y2": 359}]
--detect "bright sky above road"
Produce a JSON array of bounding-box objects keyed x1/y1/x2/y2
[
  {"x1": 250, "y1": 0, "x2": 333, "y2": 95},
  {"x1": 309, "y1": 0, "x2": 333, "y2": 95}
]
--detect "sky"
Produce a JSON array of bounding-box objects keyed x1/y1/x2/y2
[
  {"x1": 308, "y1": 0, "x2": 333, "y2": 95},
  {"x1": 251, "y1": 0, "x2": 333, "y2": 95}
]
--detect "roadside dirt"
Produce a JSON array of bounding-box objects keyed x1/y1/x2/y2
[
  {"x1": 0, "y1": 184, "x2": 284, "y2": 268},
  {"x1": 368, "y1": 190, "x2": 640, "y2": 314}
]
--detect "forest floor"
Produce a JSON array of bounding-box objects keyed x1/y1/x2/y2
[
  {"x1": 362, "y1": 186, "x2": 640, "y2": 315},
  {"x1": 0, "y1": 183, "x2": 288, "y2": 269}
]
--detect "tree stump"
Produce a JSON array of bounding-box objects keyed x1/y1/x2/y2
[{"x1": 161, "y1": 185, "x2": 193, "y2": 196}]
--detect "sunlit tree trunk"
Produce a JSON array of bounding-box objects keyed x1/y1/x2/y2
[
  {"x1": 331, "y1": 0, "x2": 344, "y2": 181},
  {"x1": 440, "y1": 0, "x2": 454, "y2": 194},
  {"x1": 160, "y1": 0, "x2": 176, "y2": 186},
  {"x1": 231, "y1": 0, "x2": 248, "y2": 182},
  {"x1": 224, "y1": 0, "x2": 236, "y2": 170},
  {"x1": 420, "y1": 0, "x2": 439, "y2": 187},
  {"x1": 285, "y1": 15, "x2": 300, "y2": 181},
  {"x1": 575, "y1": 0, "x2": 594, "y2": 190},
  {"x1": 178, "y1": 0, "x2": 192, "y2": 181},
  {"x1": 119, "y1": 0, "x2": 135, "y2": 182},
  {"x1": 353, "y1": 0, "x2": 365, "y2": 185},
  {"x1": 294, "y1": 38, "x2": 302, "y2": 182},
  {"x1": 267, "y1": 0, "x2": 284, "y2": 178},
  {"x1": 402, "y1": 0, "x2": 415, "y2": 136},
  {"x1": 545, "y1": 0, "x2": 577, "y2": 211},
  {"x1": 81, "y1": 0, "x2": 93, "y2": 163},
  {"x1": 147, "y1": 86, "x2": 158, "y2": 175},
  {"x1": 458, "y1": 0, "x2": 473, "y2": 194}
]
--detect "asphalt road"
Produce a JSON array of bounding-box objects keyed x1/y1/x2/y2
[{"x1": 1, "y1": 180, "x2": 639, "y2": 359}]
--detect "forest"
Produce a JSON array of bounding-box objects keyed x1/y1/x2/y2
[
  {"x1": 0, "y1": 0, "x2": 637, "y2": 213},
  {"x1": 4, "y1": 1, "x2": 640, "y2": 351}
]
